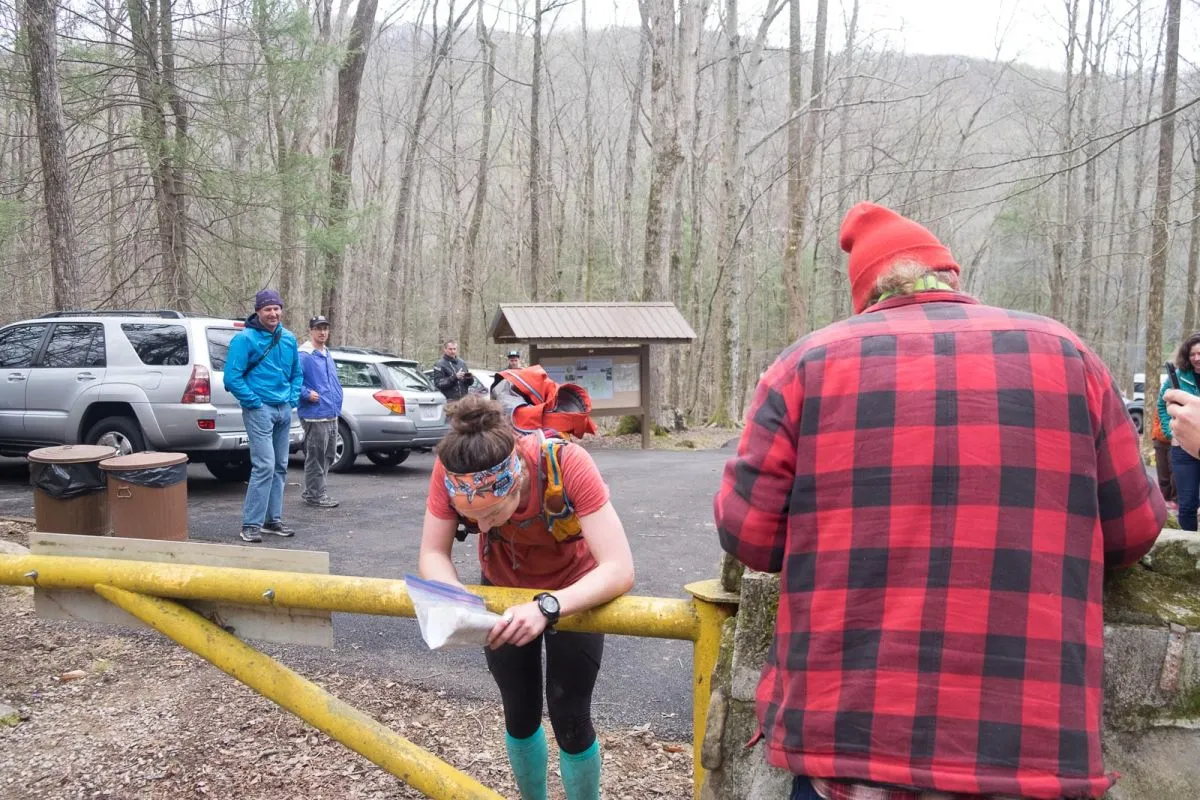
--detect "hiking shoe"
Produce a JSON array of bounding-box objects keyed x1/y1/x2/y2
[
  {"x1": 240, "y1": 525, "x2": 263, "y2": 543},
  {"x1": 262, "y1": 519, "x2": 295, "y2": 537},
  {"x1": 305, "y1": 495, "x2": 339, "y2": 508}
]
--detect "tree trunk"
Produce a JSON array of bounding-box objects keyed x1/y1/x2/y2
[
  {"x1": 127, "y1": 0, "x2": 189, "y2": 310},
  {"x1": 783, "y1": 0, "x2": 827, "y2": 337},
  {"x1": 581, "y1": 0, "x2": 596, "y2": 301},
  {"x1": 1143, "y1": 0, "x2": 1181, "y2": 422},
  {"x1": 713, "y1": 0, "x2": 741, "y2": 426},
  {"x1": 461, "y1": 5, "x2": 495, "y2": 353},
  {"x1": 529, "y1": 0, "x2": 543, "y2": 300},
  {"x1": 641, "y1": 0, "x2": 680, "y2": 430},
  {"x1": 1182, "y1": 130, "x2": 1200, "y2": 338},
  {"x1": 321, "y1": 0, "x2": 379, "y2": 329},
  {"x1": 620, "y1": 29, "x2": 648, "y2": 299},
  {"x1": 23, "y1": 0, "x2": 81, "y2": 310}
]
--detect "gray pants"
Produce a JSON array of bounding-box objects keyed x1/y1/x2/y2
[{"x1": 301, "y1": 419, "x2": 337, "y2": 500}]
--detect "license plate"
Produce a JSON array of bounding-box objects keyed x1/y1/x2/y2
[
  {"x1": 236, "y1": 436, "x2": 248, "y2": 447},
  {"x1": 420, "y1": 405, "x2": 441, "y2": 421}
]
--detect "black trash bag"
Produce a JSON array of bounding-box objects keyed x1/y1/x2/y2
[
  {"x1": 30, "y1": 461, "x2": 107, "y2": 499},
  {"x1": 110, "y1": 463, "x2": 188, "y2": 488}
]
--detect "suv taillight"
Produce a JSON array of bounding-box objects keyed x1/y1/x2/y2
[
  {"x1": 373, "y1": 390, "x2": 406, "y2": 414},
  {"x1": 182, "y1": 364, "x2": 211, "y2": 404}
]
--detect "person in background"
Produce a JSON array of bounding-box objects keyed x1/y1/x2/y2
[
  {"x1": 298, "y1": 315, "x2": 343, "y2": 509},
  {"x1": 432, "y1": 339, "x2": 473, "y2": 402},
  {"x1": 419, "y1": 395, "x2": 634, "y2": 800},
  {"x1": 1149, "y1": 397, "x2": 1177, "y2": 513},
  {"x1": 1159, "y1": 332, "x2": 1200, "y2": 530},
  {"x1": 224, "y1": 289, "x2": 303, "y2": 543},
  {"x1": 715, "y1": 202, "x2": 1165, "y2": 800},
  {"x1": 507, "y1": 350, "x2": 523, "y2": 370}
]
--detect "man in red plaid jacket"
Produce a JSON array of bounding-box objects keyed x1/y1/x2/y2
[{"x1": 714, "y1": 202, "x2": 1166, "y2": 800}]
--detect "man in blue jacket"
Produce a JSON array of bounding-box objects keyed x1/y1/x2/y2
[
  {"x1": 298, "y1": 315, "x2": 343, "y2": 508},
  {"x1": 223, "y1": 289, "x2": 303, "y2": 543}
]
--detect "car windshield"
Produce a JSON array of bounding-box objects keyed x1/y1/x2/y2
[{"x1": 383, "y1": 362, "x2": 435, "y2": 392}]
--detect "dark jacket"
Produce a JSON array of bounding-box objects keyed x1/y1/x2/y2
[
  {"x1": 715, "y1": 290, "x2": 1165, "y2": 798},
  {"x1": 432, "y1": 354, "x2": 473, "y2": 401},
  {"x1": 298, "y1": 344, "x2": 343, "y2": 420},
  {"x1": 222, "y1": 314, "x2": 302, "y2": 409}
]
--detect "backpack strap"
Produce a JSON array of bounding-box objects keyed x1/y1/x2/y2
[{"x1": 541, "y1": 436, "x2": 582, "y2": 543}]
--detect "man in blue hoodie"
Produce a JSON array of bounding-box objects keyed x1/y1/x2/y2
[
  {"x1": 298, "y1": 315, "x2": 343, "y2": 508},
  {"x1": 223, "y1": 289, "x2": 303, "y2": 543}
]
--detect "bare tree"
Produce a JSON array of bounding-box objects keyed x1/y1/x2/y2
[
  {"x1": 1143, "y1": 0, "x2": 1181, "y2": 416},
  {"x1": 321, "y1": 0, "x2": 380, "y2": 330},
  {"x1": 641, "y1": 0, "x2": 680, "y2": 428},
  {"x1": 23, "y1": 0, "x2": 80, "y2": 309},
  {"x1": 1182, "y1": 124, "x2": 1200, "y2": 337},
  {"x1": 126, "y1": 0, "x2": 190, "y2": 309},
  {"x1": 528, "y1": 0, "x2": 544, "y2": 300},
  {"x1": 459, "y1": 3, "x2": 496, "y2": 352}
]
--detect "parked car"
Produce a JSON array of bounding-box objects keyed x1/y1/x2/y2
[
  {"x1": 0, "y1": 310, "x2": 304, "y2": 481},
  {"x1": 319, "y1": 349, "x2": 450, "y2": 471},
  {"x1": 1126, "y1": 397, "x2": 1144, "y2": 435}
]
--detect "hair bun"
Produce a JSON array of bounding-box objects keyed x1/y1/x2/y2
[{"x1": 446, "y1": 395, "x2": 505, "y2": 435}]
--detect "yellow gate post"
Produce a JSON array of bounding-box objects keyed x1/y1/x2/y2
[
  {"x1": 94, "y1": 584, "x2": 503, "y2": 800},
  {"x1": 685, "y1": 580, "x2": 740, "y2": 798}
]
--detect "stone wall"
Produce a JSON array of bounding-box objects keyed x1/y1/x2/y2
[{"x1": 700, "y1": 538, "x2": 1200, "y2": 800}]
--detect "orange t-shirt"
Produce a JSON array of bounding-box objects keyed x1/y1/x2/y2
[{"x1": 426, "y1": 435, "x2": 610, "y2": 589}]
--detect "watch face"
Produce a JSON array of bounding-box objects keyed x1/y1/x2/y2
[{"x1": 540, "y1": 594, "x2": 560, "y2": 615}]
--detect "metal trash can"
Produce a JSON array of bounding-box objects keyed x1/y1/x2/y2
[
  {"x1": 27, "y1": 445, "x2": 118, "y2": 535},
  {"x1": 100, "y1": 452, "x2": 190, "y2": 541}
]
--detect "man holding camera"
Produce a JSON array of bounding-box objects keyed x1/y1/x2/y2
[{"x1": 432, "y1": 339, "x2": 473, "y2": 402}]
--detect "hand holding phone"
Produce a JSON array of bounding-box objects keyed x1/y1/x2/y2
[{"x1": 1167, "y1": 362, "x2": 1181, "y2": 391}]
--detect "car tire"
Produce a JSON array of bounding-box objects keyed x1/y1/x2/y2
[
  {"x1": 366, "y1": 449, "x2": 410, "y2": 468},
  {"x1": 1130, "y1": 409, "x2": 1144, "y2": 435},
  {"x1": 85, "y1": 416, "x2": 146, "y2": 456},
  {"x1": 206, "y1": 459, "x2": 252, "y2": 482},
  {"x1": 330, "y1": 420, "x2": 356, "y2": 473}
]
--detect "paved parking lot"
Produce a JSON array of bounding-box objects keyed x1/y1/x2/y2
[{"x1": 0, "y1": 445, "x2": 732, "y2": 739}]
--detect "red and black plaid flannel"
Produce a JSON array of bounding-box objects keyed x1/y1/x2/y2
[{"x1": 715, "y1": 292, "x2": 1165, "y2": 799}]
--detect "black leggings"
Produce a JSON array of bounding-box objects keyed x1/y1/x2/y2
[{"x1": 484, "y1": 629, "x2": 604, "y2": 754}]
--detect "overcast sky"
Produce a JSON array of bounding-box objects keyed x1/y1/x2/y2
[{"x1": 469, "y1": 0, "x2": 1198, "y2": 73}]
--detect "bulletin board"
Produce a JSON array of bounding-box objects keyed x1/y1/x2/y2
[{"x1": 531, "y1": 346, "x2": 644, "y2": 414}]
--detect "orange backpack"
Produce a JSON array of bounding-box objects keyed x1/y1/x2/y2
[{"x1": 491, "y1": 365, "x2": 597, "y2": 440}]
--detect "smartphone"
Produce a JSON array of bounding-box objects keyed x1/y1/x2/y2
[{"x1": 1166, "y1": 361, "x2": 1181, "y2": 391}]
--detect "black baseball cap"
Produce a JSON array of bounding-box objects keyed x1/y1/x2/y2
[
  {"x1": 507, "y1": 350, "x2": 520, "y2": 358},
  {"x1": 309, "y1": 315, "x2": 330, "y2": 329}
]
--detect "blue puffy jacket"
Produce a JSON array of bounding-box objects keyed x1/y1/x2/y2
[
  {"x1": 298, "y1": 345, "x2": 344, "y2": 420},
  {"x1": 223, "y1": 314, "x2": 302, "y2": 409}
]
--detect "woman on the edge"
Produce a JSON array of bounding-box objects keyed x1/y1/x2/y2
[
  {"x1": 418, "y1": 395, "x2": 635, "y2": 800},
  {"x1": 1159, "y1": 332, "x2": 1200, "y2": 530}
]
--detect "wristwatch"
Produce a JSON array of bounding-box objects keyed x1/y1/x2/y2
[{"x1": 533, "y1": 592, "x2": 561, "y2": 627}]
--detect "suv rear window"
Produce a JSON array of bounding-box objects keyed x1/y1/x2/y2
[
  {"x1": 121, "y1": 324, "x2": 189, "y2": 366},
  {"x1": 206, "y1": 327, "x2": 239, "y2": 371}
]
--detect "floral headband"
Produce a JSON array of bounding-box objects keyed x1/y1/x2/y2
[{"x1": 443, "y1": 450, "x2": 522, "y2": 502}]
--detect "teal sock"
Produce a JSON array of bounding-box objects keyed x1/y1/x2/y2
[
  {"x1": 559, "y1": 739, "x2": 601, "y2": 800},
  {"x1": 505, "y1": 726, "x2": 548, "y2": 800}
]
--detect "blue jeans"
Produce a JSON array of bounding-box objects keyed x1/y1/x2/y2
[
  {"x1": 1171, "y1": 446, "x2": 1200, "y2": 531},
  {"x1": 242, "y1": 403, "x2": 291, "y2": 527},
  {"x1": 790, "y1": 776, "x2": 823, "y2": 800}
]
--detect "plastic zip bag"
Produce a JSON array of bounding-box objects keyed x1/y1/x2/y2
[{"x1": 405, "y1": 575, "x2": 502, "y2": 650}]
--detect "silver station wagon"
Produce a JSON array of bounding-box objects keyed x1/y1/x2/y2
[{"x1": 322, "y1": 348, "x2": 449, "y2": 471}]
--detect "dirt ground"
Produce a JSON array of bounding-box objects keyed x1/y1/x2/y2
[{"x1": 0, "y1": 520, "x2": 694, "y2": 800}]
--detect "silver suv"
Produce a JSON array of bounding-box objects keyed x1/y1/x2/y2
[{"x1": 0, "y1": 310, "x2": 303, "y2": 481}]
